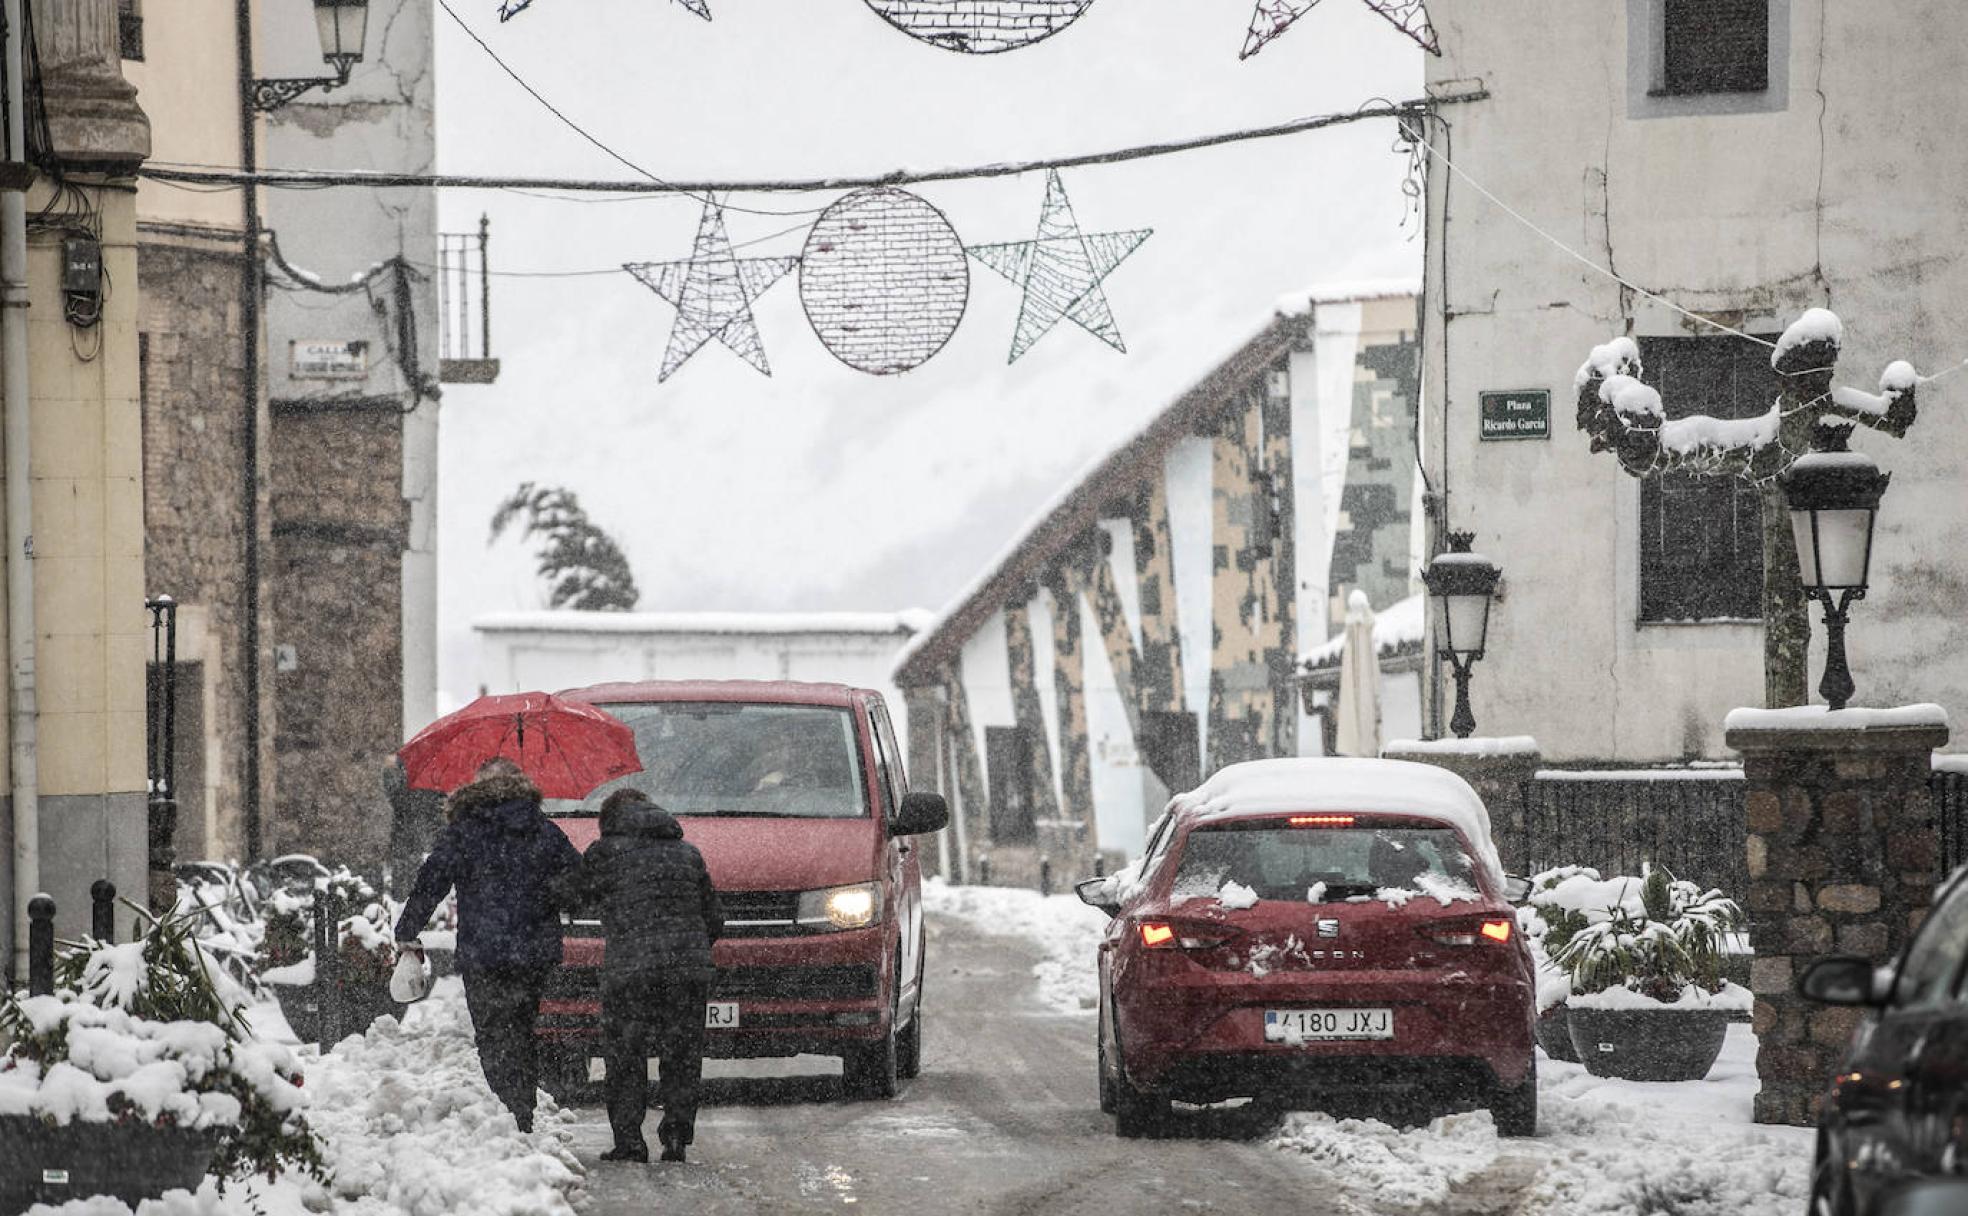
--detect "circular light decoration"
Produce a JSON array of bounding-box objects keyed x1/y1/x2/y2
[
  {"x1": 799, "y1": 187, "x2": 969, "y2": 376},
  {"x1": 861, "y1": 0, "x2": 1096, "y2": 54}
]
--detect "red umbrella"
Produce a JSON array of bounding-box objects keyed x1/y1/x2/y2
[{"x1": 398, "y1": 692, "x2": 642, "y2": 798}]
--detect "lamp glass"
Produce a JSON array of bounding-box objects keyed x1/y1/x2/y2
[
  {"x1": 1431, "y1": 591, "x2": 1491, "y2": 658},
  {"x1": 315, "y1": 0, "x2": 369, "y2": 63},
  {"x1": 1790, "y1": 507, "x2": 1874, "y2": 592}
]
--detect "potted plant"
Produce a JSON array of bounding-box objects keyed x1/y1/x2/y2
[
  {"x1": 260, "y1": 868, "x2": 403, "y2": 1045},
  {"x1": 1556, "y1": 865, "x2": 1751, "y2": 1082},
  {"x1": 1520, "y1": 865, "x2": 1603, "y2": 1064},
  {"x1": 0, "y1": 903, "x2": 325, "y2": 1211}
]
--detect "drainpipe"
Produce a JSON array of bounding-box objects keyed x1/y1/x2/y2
[
  {"x1": 3, "y1": 0, "x2": 38, "y2": 972},
  {"x1": 234, "y1": 0, "x2": 263, "y2": 857}
]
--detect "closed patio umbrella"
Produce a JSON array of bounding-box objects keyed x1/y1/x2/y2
[{"x1": 1334, "y1": 590, "x2": 1381, "y2": 758}]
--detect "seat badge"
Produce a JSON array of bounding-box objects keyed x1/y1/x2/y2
[{"x1": 1316, "y1": 918, "x2": 1341, "y2": 938}]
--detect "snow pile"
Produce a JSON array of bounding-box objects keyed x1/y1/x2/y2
[
  {"x1": 21, "y1": 983, "x2": 585, "y2": 1216},
  {"x1": 1725, "y1": 702, "x2": 1951, "y2": 732},
  {"x1": 1384, "y1": 735, "x2": 1539, "y2": 758},
  {"x1": 1569, "y1": 980, "x2": 1753, "y2": 1012},
  {"x1": 1772, "y1": 307, "x2": 1843, "y2": 365},
  {"x1": 1217, "y1": 880, "x2": 1259, "y2": 910},
  {"x1": 1659, "y1": 404, "x2": 1780, "y2": 455},
  {"x1": 0, "y1": 997, "x2": 302, "y2": 1131},
  {"x1": 923, "y1": 879, "x2": 1109, "y2": 1016},
  {"x1": 1269, "y1": 1027, "x2": 1810, "y2": 1214},
  {"x1": 1574, "y1": 336, "x2": 1640, "y2": 387},
  {"x1": 1598, "y1": 374, "x2": 1664, "y2": 420}
]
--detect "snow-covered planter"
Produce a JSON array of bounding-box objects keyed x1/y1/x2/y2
[
  {"x1": 1518, "y1": 865, "x2": 1605, "y2": 1064},
  {"x1": 260, "y1": 870, "x2": 404, "y2": 1045},
  {"x1": 0, "y1": 905, "x2": 323, "y2": 1210},
  {"x1": 1552, "y1": 866, "x2": 1750, "y2": 1081}
]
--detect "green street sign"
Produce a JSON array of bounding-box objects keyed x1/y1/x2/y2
[{"x1": 1479, "y1": 389, "x2": 1550, "y2": 441}]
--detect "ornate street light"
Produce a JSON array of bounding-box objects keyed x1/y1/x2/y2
[
  {"x1": 1781, "y1": 424, "x2": 1890, "y2": 711},
  {"x1": 253, "y1": 0, "x2": 370, "y2": 112},
  {"x1": 1423, "y1": 531, "x2": 1501, "y2": 739}
]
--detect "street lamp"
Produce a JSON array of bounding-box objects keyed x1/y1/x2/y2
[
  {"x1": 1423, "y1": 531, "x2": 1501, "y2": 739},
  {"x1": 1781, "y1": 424, "x2": 1890, "y2": 711},
  {"x1": 253, "y1": 0, "x2": 370, "y2": 112}
]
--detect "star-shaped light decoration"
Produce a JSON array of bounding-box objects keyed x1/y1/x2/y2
[
  {"x1": 500, "y1": 0, "x2": 708, "y2": 20},
  {"x1": 1241, "y1": 0, "x2": 1438, "y2": 59},
  {"x1": 968, "y1": 170, "x2": 1151, "y2": 364},
  {"x1": 624, "y1": 200, "x2": 799, "y2": 383}
]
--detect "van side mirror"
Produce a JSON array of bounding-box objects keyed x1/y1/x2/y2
[
  {"x1": 1798, "y1": 955, "x2": 1889, "y2": 1007},
  {"x1": 892, "y1": 791, "x2": 949, "y2": 837},
  {"x1": 1075, "y1": 877, "x2": 1121, "y2": 918}
]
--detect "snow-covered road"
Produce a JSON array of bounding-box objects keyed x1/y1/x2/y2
[{"x1": 569, "y1": 885, "x2": 1814, "y2": 1215}]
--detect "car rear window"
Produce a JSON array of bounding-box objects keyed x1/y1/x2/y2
[
  {"x1": 547, "y1": 702, "x2": 869, "y2": 820},
  {"x1": 1171, "y1": 823, "x2": 1479, "y2": 903}
]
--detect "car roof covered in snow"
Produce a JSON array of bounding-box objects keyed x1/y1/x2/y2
[
  {"x1": 558, "y1": 679, "x2": 870, "y2": 709},
  {"x1": 1167, "y1": 758, "x2": 1503, "y2": 883}
]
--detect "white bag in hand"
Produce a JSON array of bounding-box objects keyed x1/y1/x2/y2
[{"x1": 390, "y1": 946, "x2": 433, "y2": 1004}]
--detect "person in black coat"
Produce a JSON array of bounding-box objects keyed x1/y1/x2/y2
[
  {"x1": 567, "y1": 788, "x2": 723, "y2": 1163},
  {"x1": 394, "y1": 757, "x2": 581, "y2": 1132}
]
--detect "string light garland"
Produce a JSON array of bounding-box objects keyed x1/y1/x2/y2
[
  {"x1": 799, "y1": 188, "x2": 970, "y2": 376},
  {"x1": 501, "y1": 0, "x2": 708, "y2": 19},
  {"x1": 860, "y1": 0, "x2": 1096, "y2": 54},
  {"x1": 1242, "y1": 0, "x2": 1439, "y2": 59},
  {"x1": 968, "y1": 170, "x2": 1150, "y2": 363},
  {"x1": 624, "y1": 199, "x2": 799, "y2": 381}
]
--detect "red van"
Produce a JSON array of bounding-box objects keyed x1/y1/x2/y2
[{"x1": 534, "y1": 681, "x2": 948, "y2": 1100}]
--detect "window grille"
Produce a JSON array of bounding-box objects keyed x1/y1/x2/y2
[{"x1": 1659, "y1": 0, "x2": 1768, "y2": 96}]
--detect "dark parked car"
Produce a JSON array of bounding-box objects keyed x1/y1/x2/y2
[{"x1": 1801, "y1": 868, "x2": 1968, "y2": 1216}]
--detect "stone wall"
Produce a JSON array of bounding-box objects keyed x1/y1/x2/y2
[
  {"x1": 1729, "y1": 718, "x2": 1950, "y2": 1126},
  {"x1": 268, "y1": 403, "x2": 407, "y2": 867}
]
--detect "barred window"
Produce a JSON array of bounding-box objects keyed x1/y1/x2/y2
[{"x1": 1659, "y1": 0, "x2": 1768, "y2": 96}]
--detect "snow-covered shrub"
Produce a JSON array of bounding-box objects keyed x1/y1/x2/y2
[
  {"x1": 1554, "y1": 865, "x2": 1744, "y2": 1008},
  {"x1": 0, "y1": 902, "x2": 326, "y2": 1185},
  {"x1": 258, "y1": 868, "x2": 399, "y2": 986}
]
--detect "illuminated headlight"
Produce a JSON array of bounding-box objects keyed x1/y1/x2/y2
[{"x1": 797, "y1": 883, "x2": 881, "y2": 931}]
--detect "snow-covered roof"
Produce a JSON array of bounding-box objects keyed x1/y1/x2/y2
[
  {"x1": 1274, "y1": 278, "x2": 1420, "y2": 316},
  {"x1": 894, "y1": 284, "x2": 1418, "y2": 687},
  {"x1": 475, "y1": 610, "x2": 934, "y2": 638},
  {"x1": 1168, "y1": 757, "x2": 1502, "y2": 883},
  {"x1": 1301, "y1": 592, "x2": 1425, "y2": 670}
]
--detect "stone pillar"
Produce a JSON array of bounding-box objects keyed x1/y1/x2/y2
[
  {"x1": 1379, "y1": 738, "x2": 1542, "y2": 874},
  {"x1": 1726, "y1": 715, "x2": 1950, "y2": 1127}
]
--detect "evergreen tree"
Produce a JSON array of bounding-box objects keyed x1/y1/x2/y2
[{"x1": 490, "y1": 483, "x2": 642, "y2": 612}]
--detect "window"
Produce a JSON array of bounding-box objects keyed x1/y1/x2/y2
[
  {"x1": 118, "y1": 0, "x2": 144, "y2": 61},
  {"x1": 1139, "y1": 710, "x2": 1199, "y2": 795},
  {"x1": 1636, "y1": 335, "x2": 1779, "y2": 623},
  {"x1": 1171, "y1": 825, "x2": 1477, "y2": 904},
  {"x1": 984, "y1": 726, "x2": 1038, "y2": 844},
  {"x1": 1893, "y1": 880, "x2": 1968, "y2": 1008},
  {"x1": 1659, "y1": 0, "x2": 1767, "y2": 96},
  {"x1": 869, "y1": 704, "x2": 907, "y2": 821}
]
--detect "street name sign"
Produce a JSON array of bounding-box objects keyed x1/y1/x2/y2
[{"x1": 1479, "y1": 389, "x2": 1550, "y2": 441}]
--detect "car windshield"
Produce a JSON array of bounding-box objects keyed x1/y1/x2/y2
[
  {"x1": 1170, "y1": 824, "x2": 1479, "y2": 903},
  {"x1": 545, "y1": 702, "x2": 869, "y2": 819}
]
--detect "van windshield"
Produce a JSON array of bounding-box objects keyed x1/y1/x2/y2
[
  {"x1": 545, "y1": 702, "x2": 869, "y2": 820},
  {"x1": 1171, "y1": 824, "x2": 1478, "y2": 903}
]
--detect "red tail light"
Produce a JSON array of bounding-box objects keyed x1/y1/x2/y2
[
  {"x1": 1137, "y1": 920, "x2": 1240, "y2": 950},
  {"x1": 1423, "y1": 917, "x2": 1516, "y2": 947},
  {"x1": 1287, "y1": 814, "x2": 1356, "y2": 827}
]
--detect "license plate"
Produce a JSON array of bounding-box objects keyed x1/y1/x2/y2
[
  {"x1": 1264, "y1": 1007, "x2": 1394, "y2": 1042},
  {"x1": 705, "y1": 1002, "x2": 739, "y2": 1029}
]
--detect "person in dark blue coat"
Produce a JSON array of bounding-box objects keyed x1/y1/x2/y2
[
  {"x1": 395, "y1": 757, "x2": 581, "y2": 1131},
  {"x1": 567, "y1": 788, "x2": 723, "y2": 1163}
]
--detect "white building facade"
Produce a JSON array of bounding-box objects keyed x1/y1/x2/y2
[{"x1": 1418, "y1": 0, "x2": 1967, "y2": 761}]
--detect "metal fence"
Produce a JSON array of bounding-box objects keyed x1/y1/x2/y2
[
  {"x1": 1518, "y1": 770, "x2": 1748, "y2": 896},
  {"x1": 1938, "y1": 767, "x2": 1968, "y2": 875},
  {"x1": 439, "y1": 216, "x2": 491, "y2": 362}
]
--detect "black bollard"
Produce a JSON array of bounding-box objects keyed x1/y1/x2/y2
[
  {"x1": 1093, "y1": 853, "x2": 1107, "y2": 879},
  {"x1": 27, "y1": 894, "x2": 55, "y2": 996},
  {"x1": 1039, "y1": 856, "x2": 1052, "y2": 897},
  {"x1": 314, "y1": 888, "x2": 341, "y2": 1049},
  {"x1": 91, "y1": 880, "x2": 117, "y2": 943},
  {"x1": 978, "y1": 855, "x2": 991, "y2": 886}
]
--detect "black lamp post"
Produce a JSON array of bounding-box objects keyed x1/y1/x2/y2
[
  {"x1": 1781, "y1": 425, "x2": 1890, "y2": 711},
  {"x1": 1423, "y1": 531, "x2": 1501, "y2": 739},
  {"x1": 253, "y1": 0, "x2": 370, "y2": 112}
]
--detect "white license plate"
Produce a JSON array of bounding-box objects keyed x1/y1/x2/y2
[
  {"x1": 705, "y1": 1002, "x2": 739, "y2": 1029},
  {"x1": 1264, "y1": 1007, "x2": 1394, "y2": 1042}
]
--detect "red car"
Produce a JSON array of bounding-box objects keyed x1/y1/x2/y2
[
  {"x1": 1080, "y1": 757, "x2": 1537, "y2": 1137},
  {"x1": 535, "y1": 681, "x2": 948, "y2": 1100}
]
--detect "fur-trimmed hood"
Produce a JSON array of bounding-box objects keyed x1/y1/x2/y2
[{"x1": 445, "y1": 772, "x2": 543, "y2": 827}]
